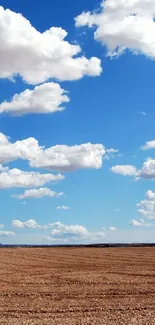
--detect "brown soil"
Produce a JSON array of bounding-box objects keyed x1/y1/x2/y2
[{"x1": 0, "y1": 247, "x2": 155, "y2": 324}]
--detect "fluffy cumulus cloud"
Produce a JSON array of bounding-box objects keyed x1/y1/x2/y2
[
  {"x1": 30, "y1": 143, "x2": 106, "y2": 172},
  {"x1": 75, "y1": 0, "x2": 155, "y2": 59},
  {"x1": 12, "y1": 220, "x2": 105, "y2": 242},
  {"x1": 0, "y1": 6, "x2": 102, "y2": 84},
  {"x1": 111, "y1": 165, "x2": 137, "y2": 176},
  {"x1": 0, "y1": 168, "x2": 64, "y2": 189},
  {"x1": 0, "y1": 133, "x2": 106, "y2": 172},
  {"x1": 56, "y1": 206, "x2": 70, "y2": 210},
  {"x1": 12, "y1": 219, "x2": 45, "y2": 230},
  {"x1": 138, "y1": 158, "x2": 155, "y2": 180},
  {"x1": 45, "y1": 221, "x2": 105, "y2": 243},
  {"x1": 129, "y1": 190, "x2": 155, "y2": 227},
  {"x1": 13, "y1": 187, "x2": 64, "y2": 200},
  {"x1": 0, "y1": 230, "x2": 15, "y2": 237},
  {"x1": 130, "y1": 219, "x2": 150, "y2": 227},
  {"x1": 0, "y1": 83, "x2": 69, "y2": 115},
  {"x1": 0, "y1": 133, "x2": 42, "y2": 164},
  {"x1": 141, "y1": 140, "x2": 155, "y2": 150},
  {"x1": 111, "y1": 158, "x2": 155, "y2": 180},
  {"x1": 137, "y1": 190, "x2": 155, "y2": 220}
]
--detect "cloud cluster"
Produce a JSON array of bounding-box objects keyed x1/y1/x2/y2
[
  {"x1": 137, "y1": 190, "x2": 155, "y2": 220},
  {"x1": 12, "y1": 219, "x2": 105, "y2": 243},
  {"x1": 0, "y1": 133, "x2": 106, "y2": 172},
  {"x1": 0, "y1": 168, "x2": 63, "y2": 189},
  {"x1": 46, "y1": 221, "x2": 105, "y2": 243},
  {"x1": 12, "y1": 219, "x2": 45, "y2": 230},
  {"x1": 12, "y1": 187, "x2": 64, "y2": 200},
  {"x1": 0, "y1": 6, "x2": 101, "y2": 85},
  {"x1": 130, "y1": 219, "x2": 150, "y2": 227},
  {"x1": 111, "y1": 158, "x2": 155, "y2": 180},
  {"x1": 130, "y1": 190, "x2": 155, "y2": 227},
  {"x1": 0, "y1": 230, "x2": 15, "y2": 237},
  {"x1": 75, "y1": 0, "x2": 155, "y2": 59},
  {"x1": 0, "y1": 83, "x2": 69, "y2": 116}
]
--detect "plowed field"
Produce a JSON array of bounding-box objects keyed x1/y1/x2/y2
[{"x1": 0, "y1": 247, "x2": 155, "y2": 324}]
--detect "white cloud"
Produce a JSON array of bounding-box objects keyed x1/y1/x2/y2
[
  {"x1": 130, "y1": 219, "x2": 151, "y2": 227},
  {"x1": 0, "y1": 230, "x2": 15, "y2": 237},
  {"x1": 12, "y1": 220, "x2": 105, "y2": 243},
  {"x1": 106, "y1": 148, "x2": 119, "y2": 154},
  {"x1": 0, "y1": 133, "x2": 42, "y2": 164},
  {"x1": 0, "y1": 133, "x2": 106, "y2": 172},
  {"x1": 138, "y1": 158, "x2": 155, "y2": 179},
  {"x1": 0, "y1": 224, "x2": 4, "y2": 229},
  {"x1": 30, "y1": 143, "x2": 106, "y2": 172},
  {"x1": 0, "y1": 83, "x2": 69, "y2": 115},
  {"x1": 12, "y1": 219, "x2": 45, "y2": 230},
  {"x1": 46, "y1": 221, "x2": 105, "y2": 243},
  {"x1": 111, "y1": 165, "x2": 137, "y2": 176},
  {"x1": 0, "y1": 168, "x2": 64, "y2": 189},
  {"x1": 111, "y1": 158, "x2": 155, "y2": 180},
  {"x1": 137, "y1": 190, "x2": 155, "y2": 220},
  {"x1": 13, "y1": 187, "x2": 64, "y2": 199},
  {"x1": 103, "y1": 148, "x2": 120, "y2": 161},
  {"x1": 129, "y1": 190, "x2": 155, "y2": 228},
  {"x1": 109, "y1": 227, "x2": 116, "y2": 231},
  {"x1": 56, "y1": 206, "x2": 70, "y2": 210},
  {"x1": 75, "y1": 0, "x2": 155, "y2": 59},
  {"x1": 141, "y1": 140, "x2": 155, "y2": 150},
  {"x1": 0, "y1": 6, "x2": 102, "y2": 84}
]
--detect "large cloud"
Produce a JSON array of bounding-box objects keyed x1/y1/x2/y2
[
  {"x1": 0, "y1": 230, "x2": 15, "y2": 237},
  {"x1": 137, "y1": 190, "x2": 155, "y2": 220},
  {"x1": 30, "y1": 143, "x2": 105, "y2": 172},
  {"x1": 0, "y1": 133, "x2": 106, "y2": 172},
  {"x1": 46, "y1": 221, "x2": 105, "y2": 243},
  {"x1": 130, "y1": 190, "x2": 155, "y2": 227},
  {"x1": 111, "y1": 158, "x2": 155, "y2": 180},
  {"x1": 12, "y1": 220, "x2": 105, "y2": 243},
  {"x1": 13, "y1": 187, "x2": 64, "y2": 199},
  {"x1": 75, "y1": 0, "x2": 155, "y2": 58},
  {"x1": 0, "y1": 83, "x2": 69, "y2": 115},
  {"x1": 0, "y1": 168, "x2": 64, "y2": 189},
  {"x1": 0, "y1": 6, "x2": 102, "y2": 84}
]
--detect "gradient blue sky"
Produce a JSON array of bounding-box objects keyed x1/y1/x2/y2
[{"x1": 1, "y1": 0, "x2": 155, "y2": 244}]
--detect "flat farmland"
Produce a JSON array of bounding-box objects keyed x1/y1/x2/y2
[{"x1": 0, "y1": 247, "x2": 155, "y2": 324}]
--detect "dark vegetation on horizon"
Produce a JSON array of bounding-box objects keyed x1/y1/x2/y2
[{"x1": 0, "y1": 243, "x2": 155, "y2": 248}]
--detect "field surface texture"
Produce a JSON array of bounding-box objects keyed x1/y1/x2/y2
[{"x1": 0, "y1": 247, "x2": 155, "y2": 324}]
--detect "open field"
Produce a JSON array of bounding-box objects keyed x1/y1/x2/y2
[{"x1": 0, "y1": 247, "x2": 155, "y2": 324}]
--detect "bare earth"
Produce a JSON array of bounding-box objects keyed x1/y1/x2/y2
[{"x1": 0, "y1": 247, "x2": 155, "y2": 324}]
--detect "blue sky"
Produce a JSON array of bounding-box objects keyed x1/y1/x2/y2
[{"x1": 1, "y1": 0, "x2": 155, "y2": 243}]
